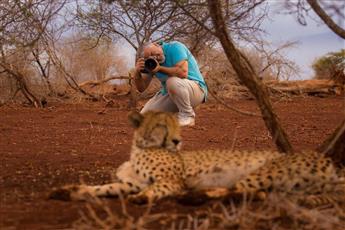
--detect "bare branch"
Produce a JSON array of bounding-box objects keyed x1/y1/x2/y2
[
  {"x1": 306, "y1": 0, "x2": 345, "y2": 39},
  {"x1": 318, "y1": 118, "x2": 345, "y2": 167}
]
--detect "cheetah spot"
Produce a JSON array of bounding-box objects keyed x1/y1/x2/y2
[{"x1": 212, "y1": 166, "x2": 223, "y2": 173}]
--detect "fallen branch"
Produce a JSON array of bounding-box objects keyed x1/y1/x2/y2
[
  {"x1": 79, "y1": 76, "x2": 130, "y2": 88},
  {"x1": 266, "y1": 80, "x2": 344, "y2": 96}
]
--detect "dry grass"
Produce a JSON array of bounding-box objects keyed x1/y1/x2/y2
[{"x1": 74, "y1": 190, "x2": 345, "y2": 230}]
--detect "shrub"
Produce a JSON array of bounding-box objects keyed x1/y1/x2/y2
[{"x1": 312, "y1": 49, "x2": 345, "y2": 84}]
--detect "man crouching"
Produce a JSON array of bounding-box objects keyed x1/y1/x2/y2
[{"x1": 134, "y1": 41, "x2": 207, "y2": 127}]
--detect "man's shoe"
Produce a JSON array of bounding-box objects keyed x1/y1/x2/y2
[{"x1": 178, "y1": 116, "x2": 195, "y2": 127}]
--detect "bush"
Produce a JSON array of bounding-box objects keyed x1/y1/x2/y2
[{"x1": 312, "y1": 49, "x2": 345, "y2": 84}]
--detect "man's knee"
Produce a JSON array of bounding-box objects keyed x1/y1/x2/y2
[{"x1": 166, "y1": 77, "x2": 186, "y2": 95}]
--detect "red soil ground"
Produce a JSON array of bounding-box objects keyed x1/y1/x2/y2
[{"x1": 0, "y1": 96, "x2": 344, "y2": 229}]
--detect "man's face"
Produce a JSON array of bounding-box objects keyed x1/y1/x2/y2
[{"x1": 143, "y1": 44, "x2": 165, "y2": 64}]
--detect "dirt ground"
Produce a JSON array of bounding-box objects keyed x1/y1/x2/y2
[{"x1": 0, "y1": 95, "x2": 344, "y2": 229}]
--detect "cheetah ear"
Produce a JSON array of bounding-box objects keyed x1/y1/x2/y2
[{"x1": 128, "y1": 111, "x2": 144, "y2": 128}]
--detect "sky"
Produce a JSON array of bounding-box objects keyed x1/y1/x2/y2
[{"x1": 261, "y1": 0, "x2": 344, "y2": 79}]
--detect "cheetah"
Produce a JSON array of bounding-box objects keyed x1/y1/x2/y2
[{"x1": 49, "y1": 111, "x2": 343, "y2": 205}]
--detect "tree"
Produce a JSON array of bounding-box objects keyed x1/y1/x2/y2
[
  {"x1": 58, "y1": 33, "x2": 129, "y2": 100},
  {"x1": 75, "y1": 0, "x2": 183, "y2": 52},
  {"x1": 178, "y1": 0, "x2": 345, "y2": 157},
  {"x1": 61, "y1": 34, "x2": 126, "y2": 81},
  {"x1": 31, "y1": 44, "x2": 54, "y2": 95},
  {"x1": 173, "y1": 0, "x2": 294, "y2": 153},
  {"x1": 250, "y1": 41, "x2": 300, "y2": 81},
  {"x1": 0, "y1": 0, "x2": 67, "y2": 107},
  {"x1": 206, "y1": 0, "x2": 293, "y2": 153},
  {"x1": 0, "y1": 47, "x2": 42, "y2": 107}
]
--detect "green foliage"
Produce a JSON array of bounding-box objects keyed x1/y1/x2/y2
[{"x1": 312, "y1": 49, "x2": 345, "y2": 82}]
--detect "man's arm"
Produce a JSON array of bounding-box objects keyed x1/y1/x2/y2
[
  {"x1": 134, "y1": 58, "x2": 153, "y2": 92},
  {"x1": 155, "y1": 60, "x2": 188, "y2": 78}
]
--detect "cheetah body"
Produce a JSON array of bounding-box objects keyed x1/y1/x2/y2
[{"x1": 50, "y1": 111, "x2": 341, "y2": 204}]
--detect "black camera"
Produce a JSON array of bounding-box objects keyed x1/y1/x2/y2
[{"x1": 141, "y1": 58, "x2": 158, "y2": 73}]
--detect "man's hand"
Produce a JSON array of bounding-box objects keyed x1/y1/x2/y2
[
  {"x1": 135, "y1": 58, "x2": 145, "y2": 73},
  {"x1": 134, "y1": 58, "x2": 153, "y2": 93},
  {"x1": 151, "y1": 61, "x2": 161, "y2": 74}
]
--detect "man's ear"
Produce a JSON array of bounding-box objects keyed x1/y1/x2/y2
[{"x1": 128, "y1": 111, "x2": 144, "y2": 128}]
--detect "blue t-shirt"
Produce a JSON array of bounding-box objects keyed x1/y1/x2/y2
[{"x1": 155, "y1": 41, "x2": 207, "y2": 100}]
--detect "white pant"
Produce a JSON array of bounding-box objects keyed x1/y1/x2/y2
[{"x1": 141, "y1": 77, "x2": 205, "y2": 118}]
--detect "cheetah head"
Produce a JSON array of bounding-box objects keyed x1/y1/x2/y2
[{"x1": 128, "y1": 111, "x2": 182, "y2": 152}]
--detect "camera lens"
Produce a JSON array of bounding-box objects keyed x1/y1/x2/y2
[{"x1": 144, "y1": 58, "x2": 158, "y2": 71}]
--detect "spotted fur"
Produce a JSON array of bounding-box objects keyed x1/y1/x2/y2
[{"x1": 49, "y1": 111, "x2": 343, "y2": 205}]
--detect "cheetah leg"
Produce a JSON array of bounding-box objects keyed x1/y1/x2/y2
[
  {"x1": 128, "y1": 180, "x2": 185, "y2": 205},
  {"x1": 49, "y1": 181, "x2": 144, "y2": 201},
  {"x1": 218, "y1": 182, "x2": 268, "y2": 201},
  {"x1": 194, "y1": 187, "x2": 266, "y2": 200},
  {"x1": 299, "y1": 194, "x2": 344, "y2": 208},
  {"x1": 177, "y1": 186, "x2": 267, "y2": 206},
  {"x1": 176, "y1": 187, "x2": 231, "y2": 206},
  {"x1": 185, "y1": 183, "x2": 267, "y2": 203}
]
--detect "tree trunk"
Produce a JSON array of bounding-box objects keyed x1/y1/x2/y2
[
  {"x1": 128, "y1": 72, "x2": 138, "y2": 110},
  {"x1": 41, "y1": 37, "x2": 98, "y2": 100},
  {"x1": 317, "y1": 119, "x2": 345, "y2": 167},
  {"x1": 207, "y1": 0, "x2": 293, "y2": 153},
  {"x1": 0, "y1": 63, "x2": 43, "y2": 108},
  {"x1": 17, "y1": 77, "x2": 43, "y2": 108},
  {"x1": 307, "y1": 0, "x2": 345, "y2": 40},
  {"x1": 32, "y1": 49, "x2": 55, "y2": 95}
]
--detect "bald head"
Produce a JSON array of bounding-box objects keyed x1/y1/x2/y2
[{"x1": 141, "y1": 42, "x2": 165, "y2": 64}]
